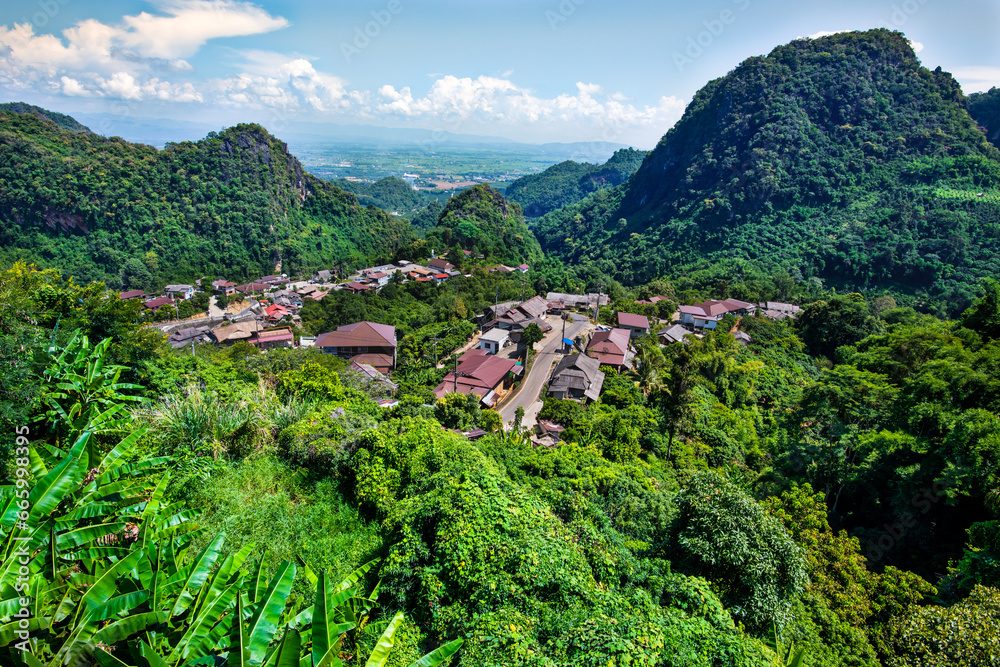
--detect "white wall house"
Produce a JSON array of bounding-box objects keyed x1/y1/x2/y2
[{"x1": 477, "y1": 327, "x2": 511, "y2": 355}]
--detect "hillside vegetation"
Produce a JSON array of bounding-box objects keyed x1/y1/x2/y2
[
  {"x1": 0, "y1": 111, "x2": 414, "y2": 288},
  {"x1": 968, "y1": 87, "x2": 1000, "y2": 149},
  {"x1": 504, "y1": 147, "x2": 648, "y2": 217},
  {"x1": 421, "y1": 183, "x2": 542, "y2": 265},
  {"x1": 533, "y1": 30, "x2": 1000, "y2": 315}
]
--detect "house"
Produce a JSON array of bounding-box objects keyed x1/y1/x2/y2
[
  {"x1": 432, "y1": 273, "x2": 450, "y2": 284},
  {"x1": 259, "y1": 275, "x2": 286, "y2": 287},
  {"x1": 367, "y1": 271, "x2": 390, "y2": 287},
  {"x1": 255, "y1": 327, "x2": 294, "y2": 350},
  {"x1": 433, "y1": 349, "x2": 520, "y2": 408},
  {"x1": 274, "y1": 295, "x2": 303, "y2": 310},
  {"x1": 143, "y1": 296, "x2": 174, "y2": 313},
  {"x1": 119, "y1": 289, "x2": 145, "y2": 301},
  {"x1": 344, "y1": 281, "x2": 372, "y2": 294},
  {"x1": 164, "y1": 284, "x2": 194, "y2": 300},
  {"x1": 547, "y1": 354, "x2": 605, "y2": 402},
  {"x1": 757, "y1": 301, "x2": 802, "y2": 320},
  {"x1": 546, "y1": 292, "x2": 609, "y2": 310},
  {"x1": 617, "y1": 312, "x2": 650, "y2": 338},
  {"x1": 313, "y1": 269, "x2": 334, "y2": 282},
  {"x1": 210, "y1": 321, "x2": 258, "y2": 346},
  {"x1": 349, "y1": 361, "x2": 398, "y2": 393},
  {"x1": 511, "y1": 317, "x2": 552, "y2": 343},
  {"x1": 516, "y1": 263, "x2": 530, "y2": 273},
  {"x1": 537, "y1": 420, "x2": 566, "y2": 441},
  {"x1": 212, "y1": 280, "x2": 237, "y2": 295},
  {"x1": 316, "y1": 321, "x2": 397, "y2": 371},
  {"x1": 484, "y1": 301, "x2": 518, "y2": 322},
  {"x1": 659, "y1": 324, "x2": 692, "y2": 345},
  {"x1": 734, "y1": 330, "x2": 752, "y2": 346},
  {"x1": 477, "y1": 327, "x2": 511, "y2": 355},
  {"x1": 428, "y1": 258, "x2": 454, "y2": 272},
  {"x1": 264, "y1": 304, "x2": 291, "y2": 323},
  {"x1": 678, "y1": 298, "x2": 756, "y2": 330},
  {"x1": 235, "y1": 282, "x2": 269, "y2": 296},
  {"x1": 586, "y1": 328, "x2": 632, "y2": 371},
  {"x1": 297, "y1": 284, "x2": 318, "y2": 296},
  {"x1": 168, "y1": 326, "x2": 211, "y2": 349},
  {"x1": 492, "y1": 295, "x2": 550, "y2": 330}
]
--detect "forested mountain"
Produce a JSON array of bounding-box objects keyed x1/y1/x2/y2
[
  {"x1": 533, "y1": 30, "x2": 1000, "y2": 315},
  {"x1": 968, "y1": 87, "x2": 1000, "y2": 149},
  {"x1": 0, "y1": 110, "x2": 414, "y2": 288},
  {"x1": 424, "y1": 183, "x2": 542, "y2": 264},
  {"x1": 0, "y1": 101, "x2": 92, "y2": 134},
  {"x1": 504, "y1": 147, "x2": 648, "y2": 217}
]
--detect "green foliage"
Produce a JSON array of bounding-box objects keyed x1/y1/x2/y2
[
  {"x1": 425, "y1": 185, "x2": 541, "y2": 266},
  {"x1": 0, "y1": 114, "x2": 414, "y2": 286},
  {"x1": 521, "y1": 322, "x2": 544, "y2": 347},
  {"x1": 665, "y1": 472, "x2": 808, "y2": 633},
  {"x1": 960, "y1": 277, "x2": 1000, "y2": 340},
  {"x1": 968, "y1": 86, "x2": 1000, "y2": 150},
  {"x1": 36, "y1": 330, "x2": 145, "y2": 436},
  {"x1": 533, "y1": 30, "x2": 1000, "y2": 314},
  {"x1": 887, "y1": 585, "x2": 1000, "y2": 666},
  {"x1": 504, "y1": 148, "x2": 648, "y2": 218}
]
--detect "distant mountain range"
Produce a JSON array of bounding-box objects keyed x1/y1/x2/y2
[
  {"x1": 66, "y1": 111, "x2": 628, "y2": 160},
  {"x1": 533, "y1": 29, "x2": 1000, "y2": 314}
]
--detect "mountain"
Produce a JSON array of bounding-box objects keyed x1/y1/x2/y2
[
  {"x1": 968, "y1": 87, "x2": 1000, "y2": 149},
  {"x1": 425, "y1": 184, "x2": 541, "y2": 264},
  {"x1": 0, "y1": 109, "x2": 414, "y2": 288},
  {"x1": 1, "y1": 101, "x2": 92, "y2": 134},
  {"x1": 533, "y1": 29, "x2": 1000, "y2": 313},
  {"x1": 331, "y1": 176, "x2": 433, "y2": 215},
  {"x1": 504, "y1": 147, "x2": 648, "y2": 217}
]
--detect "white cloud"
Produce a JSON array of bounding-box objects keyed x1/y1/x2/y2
[
  {"x1": 0, "y1": 1, "x2": 288, "y2": 83},
  {"x1": 373, "y1": 75, "x2": 684, "y2": 139},
  {"x1": 950, "y1": 66, "x2": 1000, "y2": 94},
  {"x1": 60, "y1": 76, "x2": 92, "y2": 97},
  {"x1": 99, "y1": 72, "x2": 143, "y2": 100},
  {"x1": 807, "y1": 30, "x2": 850, "y2": 40},
  {"x1": 119, "y1": 0, "x2": 289, "y2": 59},
  {"x1": 909, "y1": 40, "x2": 924, "y2": 53}
]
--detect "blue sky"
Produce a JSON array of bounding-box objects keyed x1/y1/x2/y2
[{"x1": 1, "y1": 0, "x2": 997, "y2": 147}]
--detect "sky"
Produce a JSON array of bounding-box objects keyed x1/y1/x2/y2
[{"x1": 0, "y1": 0, "x2": 997, "y2": 147}]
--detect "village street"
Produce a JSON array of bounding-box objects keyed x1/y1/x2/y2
[{"x1": 498, "y1": 313, "x2": 591, "y2": 429}]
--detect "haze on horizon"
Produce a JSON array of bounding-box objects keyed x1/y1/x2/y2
[{"x1": 0, "y1": 0, "x2": 997, "y2": 148}]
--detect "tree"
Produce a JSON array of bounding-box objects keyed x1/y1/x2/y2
[
  {"x1": 666, "y1": 472, "x2": 808, "y2": 633},
  {"x1": 522, "y1": 322, "x2": 544, "y2": 347},
  {"x1": 960, "y1": 277, "x2": 1000, "y2": 340}
]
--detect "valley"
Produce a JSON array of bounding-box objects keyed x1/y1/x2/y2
[{"x1": 3, "y1": 26, "x2": 1000, "y2": 667}]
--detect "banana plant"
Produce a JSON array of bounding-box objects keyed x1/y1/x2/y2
[
  {"x1": 38, "y1": 330, "x2": 145, "y2": 436},
  {"x1": 765, "y1": 621, "x2": 807, "y2": 667}
]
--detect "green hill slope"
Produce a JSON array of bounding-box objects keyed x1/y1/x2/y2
[
  {"x1": 533, "y1": 29, "x2": 1000, "y2": 313},
  {"x1": 504, "y1": 147, "x2": 647, "y2": 217},
  {"x1": 425, "y1": 183, "x2": 541, "y2": 264},
  {"x1": 0, "y1": 110, "x2": 414, "y2": 287},
  {"x1": 0, "y1": 101, "x2": 92, "y2": 134},
  {"x1": 968, "y1": 87, "x2": 1000, "y2": 149}
]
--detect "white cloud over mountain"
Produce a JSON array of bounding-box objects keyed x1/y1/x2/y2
[{"x1": 0, "y1": 1, "x2": 683, "y2": 142}]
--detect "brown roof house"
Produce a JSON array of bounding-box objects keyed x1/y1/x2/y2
[
  {"x1": 617, "y1": 312, "x2": 650, "y2": 338},
  {"x1": 316, "y1": 321, "x2": 397, "y2": 372},
  {"x1": 119, "y1": 289, "x2": 146, "y2": 301},
  {"x1": 143, "y1": 296, "x2": 174, "y2": 313},
  {"x1": 433, "y1": 348, "x2": 521, "y2": 408},
  {"x1": 586, "y1": 328, "x2": 633, "y2": 371},
  {"x1": 547, "y1": 353, "x2": 604, "y2": 402},
  {"x1": 678, "y1": 298, "x2": 755, "y2": 330}
]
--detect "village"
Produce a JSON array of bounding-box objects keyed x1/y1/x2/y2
[{"x1": 121, "y1": 257, "x2": 803, "y2": 447}]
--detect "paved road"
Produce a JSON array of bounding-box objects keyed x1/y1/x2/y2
[{"x1": 498, "y1": 314, "x2": 590, "y2": 429}]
